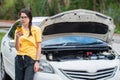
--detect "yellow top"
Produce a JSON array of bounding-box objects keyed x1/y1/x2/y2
[{"x1": 15, "y1": 26, "x2": 42, "y2": 60}]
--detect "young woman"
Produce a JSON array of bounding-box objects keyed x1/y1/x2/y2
[{"x1": 14, "y1": 8, "x2": 42, "y2": 80}]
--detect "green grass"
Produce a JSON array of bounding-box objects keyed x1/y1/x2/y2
[
  {"x1": 0, "y1": 32, "x2": 6, "y2": 47},
  {"x1": 115, "y1": 29, "x2": 120, "y2": 34}
]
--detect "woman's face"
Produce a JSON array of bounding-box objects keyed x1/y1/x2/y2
[{"x1": 20, "y1": 13, "x2": 30, "y2": 27}]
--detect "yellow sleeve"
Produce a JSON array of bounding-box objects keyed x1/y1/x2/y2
[{"x1": 35, "y1": 27, "x2": 42, "y2": 43}]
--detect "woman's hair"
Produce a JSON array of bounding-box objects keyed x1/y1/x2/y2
[{"x1": 19, "y1": 8, "x2": 32, "y2": 36}]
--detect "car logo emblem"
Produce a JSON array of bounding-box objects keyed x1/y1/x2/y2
[{"x1": 87, "y1": 69, "x2": 97, "y2": 74}]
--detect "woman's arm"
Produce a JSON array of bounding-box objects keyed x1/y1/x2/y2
[
  {"x1": 34, "y1": 42, "x2": 41, "y2": 72},
  {"x1": 36, "y1": 42, "x2": 41, "y2": 60}
]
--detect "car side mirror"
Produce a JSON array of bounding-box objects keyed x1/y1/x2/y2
[{"x1": 9, "y1": 40, "x2": 15, "y2": 48}]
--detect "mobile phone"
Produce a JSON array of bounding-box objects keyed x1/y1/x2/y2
[{"x1": 17, "y1": 25, "x2": 23, "y2": 33}]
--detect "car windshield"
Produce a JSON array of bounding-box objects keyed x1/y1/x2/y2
[{"x1": 42, "y1": 36, "x2": 105, "y2": 47}]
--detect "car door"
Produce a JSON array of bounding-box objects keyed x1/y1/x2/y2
[{"x1": 1, "y1": 21, "x2": 21, "y2": 79}]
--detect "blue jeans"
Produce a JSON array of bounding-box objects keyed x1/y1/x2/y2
[{"x1": 15, "y1": 55, "x2": 35, "y2": 80}]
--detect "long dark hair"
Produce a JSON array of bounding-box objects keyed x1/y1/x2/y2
[{"x1": 19, "y1": 8, "x2": 32, "y2": 36}]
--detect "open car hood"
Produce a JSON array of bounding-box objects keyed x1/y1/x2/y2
[{"x1": 40, "y1": 9, "x2": 115, "y2": 43}]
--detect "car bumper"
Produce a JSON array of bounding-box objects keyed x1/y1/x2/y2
[
  {"x1": 34, "y1": 70, "x2": 120, "y2": 80},
  {"x1": 106, "y1": 70, "x2": 120, "y2": 80}
]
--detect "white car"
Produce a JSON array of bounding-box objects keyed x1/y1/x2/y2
[{"x1": 1, "y1": 9, "x2": 120, "y2": 80}]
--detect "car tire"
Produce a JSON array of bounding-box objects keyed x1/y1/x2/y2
[{"x1": 0, "y1": 54, "x2": 12, "y2": 80}]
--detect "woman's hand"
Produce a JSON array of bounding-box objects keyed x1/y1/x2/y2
[
  {"x1": 16, "y1": 31, "x2": 23, "y2": 38},
  {"x1": 15, "y1": 31, "x2": 23, "y2": 50},
  {"x1": 34, "y1": 62, "x2": 41, "y2": 72}
]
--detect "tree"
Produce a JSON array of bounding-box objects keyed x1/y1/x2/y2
[{"x1": 14, "y1": 0, "x2": 25, "y2": 19}]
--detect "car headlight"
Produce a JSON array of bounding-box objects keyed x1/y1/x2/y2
[{"x1": 39, "y1": 60, "x2": 54, "y2": 73}]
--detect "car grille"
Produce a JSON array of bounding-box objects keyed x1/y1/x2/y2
[{"x1": 60, "y1": 67, "x2": 117, "y2": 80}]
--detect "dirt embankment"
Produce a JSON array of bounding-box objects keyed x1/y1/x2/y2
[{"x1": 0, "y1": 20, "x2": 15, "y2": 27}]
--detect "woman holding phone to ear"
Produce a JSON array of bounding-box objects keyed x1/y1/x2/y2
[{"x1": 14, "y1": 8, "x2": 42, "y2": 80}]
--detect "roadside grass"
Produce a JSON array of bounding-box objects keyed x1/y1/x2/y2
[
  {"x1": 115, "y1": 29, "x2": 120, "y2": 34},
  {"x1": 0, "y1": 32, "x2": 6, "y2": 47}
]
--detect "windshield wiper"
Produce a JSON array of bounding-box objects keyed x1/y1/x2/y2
[
  {"x1": 84, "y1": 42, "x2": 103, "y2": 45},
  {"x1": 62, "y1": 42, "x2": 103, "y2": 46},
  {"x1": 44, "y1": 43, "x2": 66, "y2": 47}
]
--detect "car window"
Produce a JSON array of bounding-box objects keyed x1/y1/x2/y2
[{"x1": 8, "y1": 21, "x2": 21, "y2": 39}]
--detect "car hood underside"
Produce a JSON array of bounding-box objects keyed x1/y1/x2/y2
[
  {"x1": 40, "y1": 9, "x2": 115, "y2": 43},
  {"x1": 42, "y1": 22, "x2": 109, "y2": 41}
]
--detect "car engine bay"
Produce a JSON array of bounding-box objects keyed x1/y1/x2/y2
[{"x1": 43, "y1": 49, "x2": 115, "y2": 61}]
